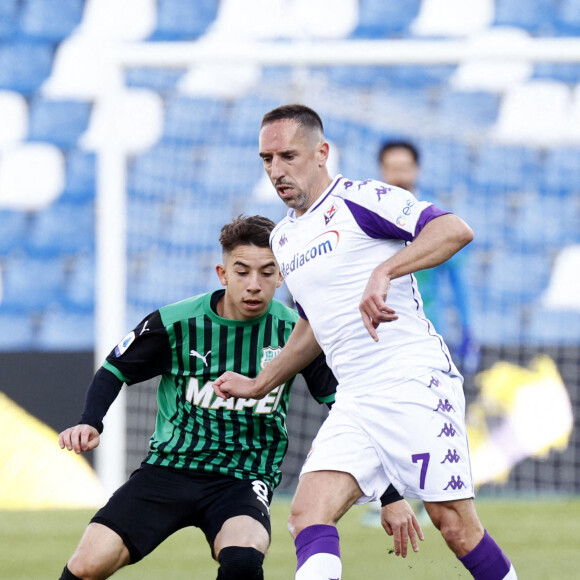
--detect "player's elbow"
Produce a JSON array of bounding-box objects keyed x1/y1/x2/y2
[{"x1": 449, "y1": 216, "x2": 474, "y2": 249}]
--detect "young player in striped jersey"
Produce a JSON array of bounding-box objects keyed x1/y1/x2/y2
[
  {"x1": 214, "y1": 106, "x2": 518, "y2": 580},
  {"x1": 57, "y1": 215, "x2": 341, "y2": 580}
]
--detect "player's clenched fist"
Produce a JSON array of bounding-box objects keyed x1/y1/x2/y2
[{"x1": 59, "y1": 424, "x2": 100, "y2": 454}]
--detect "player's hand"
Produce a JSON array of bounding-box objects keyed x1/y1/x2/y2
[
  {"x1": 59, "y1": 424, "x2": 100, "y2": 454},
  {"x1": 359, "y1": 269, "x2": 398, "y2": 341},
  {"x1": 213, "y1": 372, "x2": 258, "y2": 400},
  {"x1": 381, "y1": 500, "x2": 424, "y2": 557}
]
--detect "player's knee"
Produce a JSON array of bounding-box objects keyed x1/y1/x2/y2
[
  {"x1": 66, "y1": 553, "x2": 114, "y2": 580},
  {"x1": 217, "y1": 546, "x2": 264, "y2": 580}
]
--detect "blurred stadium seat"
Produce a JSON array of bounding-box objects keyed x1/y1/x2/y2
[
  {"x1": 151, "y1": 0, "x2": 219, "y2": 41},
  {"x1": 62, "y1": 149, "x2": 96, "y2": 202},
  {"x1": 1, "y1": 256, "x2": 66, "y2": 310},
  {"x1": 36, "y1": 308, "x2": 94, "y2": 350},
  {"x1": 0, "y1": 313, "x2": 34, "y2": 350},
  {"x1": 27, "y1": 98, "x2": 92, "y2": 148},
  {"x1": 0, "y1": 0, "x2": 18, "y2": 41},
  {"x1": 161, "y1": 96, "x2": 228, "y2": 145},
  {"x1": 437, "y1": 90, "x2": 501, "y2": 134},
  {"x1": 0, "y1": 210, "x2": 29, "y2": 254},
  {"x1": 555, "y1": 0, "x2": 580, "y2": 35},
  {"x1": 0, "y1": 42, "x2": 54, "y2": 94},
  {"x1": 351, "y1": 0, "x2": 421, "y2": 38},
  {"x1": 19, "y1": 0, "x2": 85, "y2": 42},
  {"x1": 63, "y1": 253, "x2": 95, "y2": 312},
  {"x1": 26, "y1": 202, "x2": 94, "y2": 256},
  {"x1": 541, "y1": 147, "x2": 580, "y2": 191},
  {"x1": 494, "y1": 0, "x2": 557, "y2": 35}
]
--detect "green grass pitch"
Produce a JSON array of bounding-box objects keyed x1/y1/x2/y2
[{"x1": 2, "y1": 496, "x2": 579, "y2": 579}]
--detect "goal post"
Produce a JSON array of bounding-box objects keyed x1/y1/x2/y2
[{"x1": 95, "y1": 37, "x2": 580, "y2": 495}]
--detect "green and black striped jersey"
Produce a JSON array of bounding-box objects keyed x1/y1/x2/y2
[{"x1": 102, "y1": 290, "x2": 336, "y2": 489}]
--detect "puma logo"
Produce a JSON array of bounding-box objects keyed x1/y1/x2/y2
[{"x1": 190, "y1": 349, "x2": 211, "y2": 366}]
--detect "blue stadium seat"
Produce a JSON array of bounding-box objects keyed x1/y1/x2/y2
[
  {"x1": 0, "y1": 210, "x2": 29, "y2": 255},
  {"x1": 126, "y1": 67, "x2": 185, "y2": 93},
  {"x1": 27, "y1": 98, "x2": 92, "y2": 148},
  {"x1": 470, "y1": 144, "x2": 540, "y2": 189},
  {"x1": 26, "y1": 202, "x2": 94, "y2": 256},
  {"x1": 351, "y1": 0, "x2": 421, "y2": 38},
  {"x1": 485, "y1": 249, "x2": 552, "y2": 304},
  {"x1": 1, "y1": 256, "x2": 66, "y2": 310},
  {"x1": 61, "y1": 149, "x2": 96, "y2": 203},
  {"x1": 200, "y1": 144, "x2": 262, "y2": 197},
  {"x1": 0, "y1": 313, "x2": 34, "y2": 350},
  {"x1": 512, "y1": 191, "x2": 579, "y2": 246},
  {"x1": 0, "y1": 41, "x2": 54, "y2": 94},
  {"x1": 126, "y1": 196, "x2": 173, "y2": 253},
  {"x1": 556, "y1": 0, "x2": 580, "y2": 35},
  {"x1": 37, "y1": 308, "x2": 95, "y2": 350},
  {"x1": 532, "y1": 62, "x2": 580, "y2": 84},
  {"x1": 471, "y1": 302, "x2": 524, "y2": 346},
  {"x1": 150, "y1": 0, "x2": 219, "y2": 41},
  {"x1": 225, "y1": 96, "x2": 280, "y2": 145},
  {"x1": 526, "y1": 308, "x2": 580, "y2": 345},
  {"x1": 128, "y1": 251, "x2": 214, "y2": 310},
  {"x1": 437, "y1": 91, "x2": 500, "y2": 133},
  {"x1": 64, "y1": 254, "x2": 94, "y2": 311},
  {"x1": 161, "y1": 96, "x2": 228, "y2": 145},
  {"x1": 417, "y1": 139, "x2": 471, "y2": 191},
  {"x1": 19, "y1": 0, "x2": 85, "y2": 42},
  {"x1": 0, "y1": 0, "x2": 19, "y2": 41},
  {"x1": 127, "y1": 144, "x2": 205, "y2": 199},
  {"x1": 494, "y1": 0, "x2": 557, "y2": 35},
  {"x1": 165, "y1": 202, "x2": 226, "y2": 251},
  {"x1": 541, "y1": 147, "x2": 580, "y2": 191}
]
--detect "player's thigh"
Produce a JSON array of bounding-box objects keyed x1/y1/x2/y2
[
  {"x1": 366, "y1": 372, "x2": 474, "y2": 501},
  {"x1": 214, "y1": 515, "x2": 270, "y2": 557},
  {"x1": 289, "y1": 470, "x2": 362, "y2": 536},
  {"x1": 300, "y1": 406, "x2": 391, "y2": 505},
  {"x1": 68, "y1": 522, "x2": 130, "y2": 578},
  {"x1": 201, "y1": 478, "x2": 273, "y2": 559}
]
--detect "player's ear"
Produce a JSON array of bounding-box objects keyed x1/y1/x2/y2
[
  {"x1": 276, "y1": 272, "x2": 283, "y2": 288},
  {"x1": 216, "y1": 264, "x2": 227, "y2": 286},
  {"x1": 318, "y1": 141, "x2": 329, "y2": 167}
]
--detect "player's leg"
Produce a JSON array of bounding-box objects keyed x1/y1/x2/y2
[
  {"x1": 289, "y1": 470, "x2": 362, "y2": 580},
  {"x1": 202, "y1": 478, "x2": 273, "y2": 580},
  {"x1": 214, "y1": 516, "x2": 269, "y2": 580},
  {"x1": 60, "y1": 522, "x2": 130, "y2": 580},
  {"x1": 424, "y1": 499, "x2": 517, "y2": 579}
]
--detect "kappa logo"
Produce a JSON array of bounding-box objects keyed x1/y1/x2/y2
[
  {"x1": 278, "y1": 233, "x2": 288, "y2": 248},
  {"x1": 190, "y1": 349, "x2": 211, "y2": 366}
]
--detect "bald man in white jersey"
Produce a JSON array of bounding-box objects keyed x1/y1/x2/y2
[{"x1": 214, "y1": 104, "x2": 517, "y2": 580}]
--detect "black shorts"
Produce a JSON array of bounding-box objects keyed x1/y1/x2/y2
[{"x1": 91, "y1": 463, "x2": 273, "y2": 563}]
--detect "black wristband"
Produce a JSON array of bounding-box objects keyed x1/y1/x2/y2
[{"x1": 380, "y1": 483, "x2": 404, "y2": 506}]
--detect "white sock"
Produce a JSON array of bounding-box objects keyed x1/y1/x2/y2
[{"x1": 295, "y1": 553, "x2": 342, "y2": 580}]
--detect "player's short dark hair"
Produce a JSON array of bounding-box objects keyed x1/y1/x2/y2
[
  {"x1": 261, "y1": 104, "x2": 324, "y2": 135},
  {"x1": 378, "y1": 140, "x2": 420, "y2": 165},
  {"x1": 219, "y1": 215, "x2": 276, "y2": 254}
]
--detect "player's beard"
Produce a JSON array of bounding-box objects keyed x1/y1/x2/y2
[{"x1": 276, "y1": 182, "x2": 310, "y2": 211}]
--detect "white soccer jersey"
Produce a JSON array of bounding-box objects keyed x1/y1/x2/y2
[{"x1": 270, "y1": 175, "x2": 461, "y2": 395}]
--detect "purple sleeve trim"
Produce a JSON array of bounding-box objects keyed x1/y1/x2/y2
[
  {"x1": 296, "y1": 302, "x2": 308, "y2": 320},
  {"x1": 415, "y1": 205, "x2": 450, "y2": 236},
  {"x1": 344, "y1": 199, "x2": 413, "y2": 241}
]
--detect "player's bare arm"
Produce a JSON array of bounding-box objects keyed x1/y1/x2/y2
[
  {"x1": 59, "y1": 424, "x2": 100, "y2": 454},
  {"x1": 214, "y1": 317, "x2": 321, "y2": 400},
  {"x1": 360, "y1": 213, "x2": 473, "y2": 340},
  {"x1": 381, "y1": 501, "x2": 424, "y2": 558}
]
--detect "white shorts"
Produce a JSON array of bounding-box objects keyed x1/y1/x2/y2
[{"x1": 300, "y1": 370, "x2": 475, "y2": 503}]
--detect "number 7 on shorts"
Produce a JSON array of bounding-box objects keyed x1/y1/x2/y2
[{"x1": 412, "y1": 453, "x2": 430, "y2": 490}]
